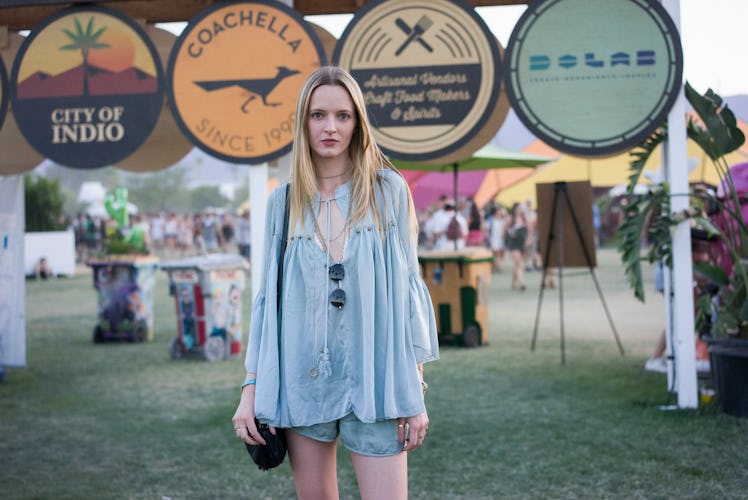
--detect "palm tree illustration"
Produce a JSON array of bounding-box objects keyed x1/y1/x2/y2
[{"x1": 60, "y1": 17, "x2": 110, "y2": 96}]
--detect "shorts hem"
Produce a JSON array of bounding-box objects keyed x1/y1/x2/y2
[{"x1": 344, "y1": 444, "x2": 404, "y2": 457}]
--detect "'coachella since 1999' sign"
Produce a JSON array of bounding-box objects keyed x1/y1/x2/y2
[
  {"x1": 168, "y1": 0, "x2": 327, "y2": 164},
  {"x1": 10, "y1": 6, "x2": 164, "y2": 169},
  {"x1": 333, "y1": 0, "x2": 502, "y2": 162},
  {"x1": 504, "y1": 0, "x2": 683, "y2": 157}
]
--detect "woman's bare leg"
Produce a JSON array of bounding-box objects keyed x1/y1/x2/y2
[
  {"x1": 351, "y1": 452, "x2": 408, "y2": 500},
  {"x1": 287, "y1": 430, "x2": 339, "y2": 500}
]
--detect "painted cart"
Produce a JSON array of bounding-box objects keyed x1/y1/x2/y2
[
  {"x1": 160, "y1": 253, "x2": 249, "y2": 362},
  {"x1": 87, "y1": 255, "x2": 159, "y2": 343}
]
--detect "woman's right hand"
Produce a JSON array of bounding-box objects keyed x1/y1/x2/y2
[{"x1": 232, "y1": 386, "x2": 266, "y2": 446}]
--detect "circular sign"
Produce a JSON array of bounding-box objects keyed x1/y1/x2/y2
[
  {"x1": 0, "y1": 54, "x2": 8, "y2": 131},
  {"x1": 0, "y1": 32, "x2": 44, "y2": 175},
  {"x1": 333, "y1": 0, "x2": 502, "y2": 162},
  {"x1": 168, "y1": 0, "x2": 327, "y2": 164},
  {"x1": 117, "y1": 25, "x2": 193, "y2": 172},
  {"x1": 10, "y1": 6, "x2": 164, "y2": 169},
  {"x1": 505, "y1": 0, "x2": 683, "y2": 157}
]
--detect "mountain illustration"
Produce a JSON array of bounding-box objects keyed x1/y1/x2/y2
[{"x1": 17, "y1": 64, "x2": 158, "y2": 99}]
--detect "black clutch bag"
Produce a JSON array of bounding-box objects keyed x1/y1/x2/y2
[{"x1": 245, "y1": 419, "x2": 287, "y2": 471}]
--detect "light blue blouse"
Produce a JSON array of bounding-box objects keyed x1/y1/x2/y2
[{"x1": 245, "y1": 169, "x2": 439, "y2": 428}]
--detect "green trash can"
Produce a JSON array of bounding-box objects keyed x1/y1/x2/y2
[
  {"x1": 160, "y1": 253, "x2": 249, "y2": 362},
  {"x1": 87, "y1": 255, "x2": 159, "y2": 343},
  {"x1": 418, "y1": 247, "x2": 493, "y2": 347}
]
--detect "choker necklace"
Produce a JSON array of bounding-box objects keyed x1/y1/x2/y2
[{"x1": 316, "y1": 169, "x2": 350, "y2": 180}]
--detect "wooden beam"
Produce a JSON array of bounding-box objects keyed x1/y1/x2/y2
[{"x1": 0, "y1": 0, "x2": 529, "y2": 31}]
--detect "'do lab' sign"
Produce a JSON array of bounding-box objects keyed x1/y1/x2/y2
[
  {"x1": 333, "y1": 0, "x2": 502, "y2": 162},
  {"x1": 10, "y1": 6, "x2": 164, "y2": 169},
  {"x1": 505, "y1": 0, "x2": 683, "y2": 157},
  {"x1": 168, "y1": 0, "x2": 327, "y2": 164}
]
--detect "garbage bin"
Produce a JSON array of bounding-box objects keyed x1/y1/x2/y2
[
  {"x1": 418, "y1": 247, "x2": 493, "y2": 347},
  {"x1": 160, "y1": 253, "x2": 249, "y2": 362},
  {"x1": 87, "y1": 255, "x2": 159, "y2": 343}
]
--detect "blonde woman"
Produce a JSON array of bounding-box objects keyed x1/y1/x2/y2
[{"x1": 233, "y1": 66, "x2": 439, "y2": 499}]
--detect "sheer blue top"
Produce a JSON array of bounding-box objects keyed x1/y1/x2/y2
[{"x1": 245, "y1": 169, "x2": 439, "y2": 428}]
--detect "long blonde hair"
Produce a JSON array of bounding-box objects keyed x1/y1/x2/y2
[{"x1": 288, "y1": 66, "x2": 417, "y2": 240}]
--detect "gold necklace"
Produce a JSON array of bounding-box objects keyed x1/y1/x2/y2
[
  {"x1": 309, "y1": 203, "x2": 349, "y2": 260},
  {"x1": 316, "y1": 168, "x2": 351, "y2": 180}
]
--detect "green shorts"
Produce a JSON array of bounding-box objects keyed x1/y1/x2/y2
[{"x1": 292, "y1": 413, "x2": 403, "y2": 457}]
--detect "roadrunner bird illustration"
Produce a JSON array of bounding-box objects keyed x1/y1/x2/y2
[{"x1": 194, "y1": 66, "x2": 300, "y2": 113}]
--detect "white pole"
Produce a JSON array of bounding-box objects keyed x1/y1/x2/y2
[
  {"x1": 249, "y1": 164, "x2": 268, "y2": 299},
  {"x1": 662, "y1": 0, "x2": 698, "y2": 409}
]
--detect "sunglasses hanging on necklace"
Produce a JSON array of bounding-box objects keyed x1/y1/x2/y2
[{"x1": 309, "y1": 204, "x2": 348, "y2": 310}]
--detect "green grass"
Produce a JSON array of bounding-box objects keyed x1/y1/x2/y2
[{"x1": 3, "y1": 248, "x2": 747, "y2": 499}]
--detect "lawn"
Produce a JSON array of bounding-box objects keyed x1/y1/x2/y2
[{"x1": 2, "y1": 248, "x2": 747, "y2": 499}]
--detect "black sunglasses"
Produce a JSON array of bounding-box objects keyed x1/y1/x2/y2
[{"x1": 329, "y1": 263, "x2": 346, "y2": 309}]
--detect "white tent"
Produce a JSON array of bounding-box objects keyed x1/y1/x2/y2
[{"x1": 77, "y1": 181, "x2": 107, "y2": 205}]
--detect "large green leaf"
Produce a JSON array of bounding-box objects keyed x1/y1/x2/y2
[
  {"x1": 685, "y1": 81, "x2": 745, "y2": 158},
  {"x1": 627, "y1": 126, "x2": 665, "y2": 192},
  {"x1": 693, "y1": 262, "x2": 729, "y2": 287}
]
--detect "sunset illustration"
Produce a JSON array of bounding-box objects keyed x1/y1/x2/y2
[
  {"x1": 16, "y1": 13, "x2": 157, "y2": 83},
  {"x1": 88, "y1": 28, "x2": 135, "y2": 73}
]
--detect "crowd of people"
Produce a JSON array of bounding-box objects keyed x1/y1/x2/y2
[
  {"x1": 71, "y1": 209, "x2": 252, "y2": 262},
  {"x1": 417, "y1": 195, "x2": 547, "y2": 291}
]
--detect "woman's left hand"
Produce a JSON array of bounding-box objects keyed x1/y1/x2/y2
[{"x1": 398, "y1": 411, "x2": 429, "y2": 452}]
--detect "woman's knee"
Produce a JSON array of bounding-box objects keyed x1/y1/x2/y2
[{"x1": 287, "y1": 430, "x2": 339, "y2": 499}]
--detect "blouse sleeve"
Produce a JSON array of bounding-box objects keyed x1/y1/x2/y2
[
  {"x1": 389, "y1": 171, "x2": 440, "y2": 363},
  {"x1": 244, "y1": 186, "x2": 285, "y2": 373}
]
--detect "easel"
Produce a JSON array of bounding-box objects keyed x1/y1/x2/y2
[{"x1": 531, "y1": 181, "x2": 625, "y2": 364}]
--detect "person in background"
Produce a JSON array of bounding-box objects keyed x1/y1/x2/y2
[
  {"x1": 645, "y1": 228, "x2": 714, "y2": 375},
  {"x1": 523, "y1": 199, "x2": 542, "y2": 272},
  {"x1": 74, "y1": 213, "x2": 86, "y2": 263},
  {"x1": 465, "y1": 198, "x2": 484, "y2": 247},
  {"x1": 164, "y1": 213, "x2": 179, "y2": 256},
  {"x1": 220, "y1": 212, "x2": 235, "y2": 251},
  {"x1": 592, "y1": 203, "x2": 602, "y2": 248},
  {"x1": 178, "y1": 214, "x2": 194, "y2": 257},
  {"x1": 150, "y1": 212, "x2": 166, "y2": 255},
  {"x1": 34, "y1": 257, "x2": 54, "y2": 280},
  {"x1": 488, "y1": 205, "x2": 506, "y2": 272},
  {"x1": 232, "y1": 66, "x2": 438, "y2": 500},
  {"x1": 505, "y1": 202, "x2": 528, "y2": 290},
  {"x1": 432, "y1": 202, "x2": 468, "y2": 250},
  {"x1": 235, "y1": 209, "x2": 252, "y2": 261},
  {"x1": 84, "y1": 214, "x2": 98, "y2": 259},
  {"x1": 202, "y1": 210, "x2": 220, "y2": 252},
  {"x1": 421, "y1": 198, "x2": 446, "y2": 249}
]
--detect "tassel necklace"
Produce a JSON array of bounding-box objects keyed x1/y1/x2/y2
[{"x1": 308, "y1": 197, "x2": 349, "y2": 379}]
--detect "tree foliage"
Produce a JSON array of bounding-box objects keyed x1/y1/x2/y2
[{"x1": 25, "y1": 174, "x2": 67, "y2": 232}]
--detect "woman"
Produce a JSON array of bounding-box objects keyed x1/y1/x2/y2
[
  {"x1": 487, "y1": 205, "x2": 506, "y2": 272},
  {"x1": 233, "y1": 66, "x2": 439, "y2": 499},
  {"x1": 505, "y1": 202, "x2": 528, "y2": 290},
  {"x1": 465, "y1": 198, "x2": 484, "y2": 246}
]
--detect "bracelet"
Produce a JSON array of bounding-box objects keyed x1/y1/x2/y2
[
  {"x1": 421, "y1": 380, "x2": 428, "y2": 394},
  {"x1": 241, "y1": 378, "x2": 257, "y2": 389}
]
